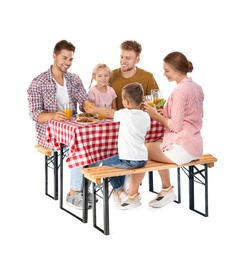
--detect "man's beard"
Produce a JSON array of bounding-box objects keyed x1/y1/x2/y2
[{"x1": 121, "y1": 65, "x2": 134, "y2": 72}]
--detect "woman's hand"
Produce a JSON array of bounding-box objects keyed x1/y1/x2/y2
[
  {"x1": 144, "y1": 103, "x2": 168, "y2": 127},
  {"x1": 157, "y1": 108, "x2": 164, "y2": 115}
]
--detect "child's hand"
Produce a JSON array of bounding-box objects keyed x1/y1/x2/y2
[{"x1": 143, "y1": 103, "x2": 158, "y2": 118}]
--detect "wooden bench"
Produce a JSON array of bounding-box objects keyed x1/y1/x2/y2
[
  {"x1": 81, "y1": 154, "x2": 217, "y2": 235},
  {"x1": 35, "y1": 145, "x2": 59, "y2": 200}
]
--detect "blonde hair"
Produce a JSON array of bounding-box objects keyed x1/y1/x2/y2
[{"x1": 89, "y1": 63, "x2": 112, "y2": 88}]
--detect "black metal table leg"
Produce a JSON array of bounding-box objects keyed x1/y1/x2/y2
[
  {"x1": 59, "y1": 145, "x2": 86, "y2": 222},
  {"x1": 82, "y1": 174, "x2": 88, "y2": 223}
]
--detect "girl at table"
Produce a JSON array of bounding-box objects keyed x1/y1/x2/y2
[
  {"x1": 88, "y1": 63, "x2": 117, "y2": 110},
  {"x1": 127, "y1": 51, "x2": 204, "y2": 209},
  {"x1": 85, "y1": 82, "x2": 150, "y2": 209}
]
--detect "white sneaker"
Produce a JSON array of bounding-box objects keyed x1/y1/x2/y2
[
  {"x1": 113, "y1": 191, "x2": 129, "y2": 206},
  {"x1": 148, "y1": 186, "x2": 176, "y2": 208},
  {"x1": 118, "y1": 193, "x2": 142, "y2": 210}
]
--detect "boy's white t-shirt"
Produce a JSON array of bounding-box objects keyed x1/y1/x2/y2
[{"x1": 114, "y1": 108, "x2": 151, "y2": 160}]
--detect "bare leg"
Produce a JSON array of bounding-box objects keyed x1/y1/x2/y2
[
  {"x1": 69, "y1": 189, "x2": 76, "y2": 196},
  {"x1": 127, "y1": 139, "x2": 173, "y2": 196},
  {"x1": 146, "y1": 139, "x2": 174, "y2": 189},
  {"x1": 158, "y1": 169, "x2": 171, "y2": 188},
  {"x1": 128, "y1": 172, "x2": 146, "y2": 196}
]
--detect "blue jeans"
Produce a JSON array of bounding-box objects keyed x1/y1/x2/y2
[
  {"x1": 63, "y1": 146, "x2": 101, "y2": 191},
  {"x1": 102, "y1": 155, "x2": 147, "y2": 192},
  {"x1": 70, "y1": 161, "x2": 101, "y2": 191}
]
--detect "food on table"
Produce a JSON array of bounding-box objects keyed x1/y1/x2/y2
[
  {"x1": 76, "y1": 117, "x2": 95, "y2": 123},
  {"x1": 78, "y1": 112, "x2": 95, "y2": 117},
  {"x1": 156, "y1": 99, "x2": 166, "y2": 109}
]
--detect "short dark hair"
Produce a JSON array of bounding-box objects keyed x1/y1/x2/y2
[
  {"x1": 53, "y1": 40, "x2": 76, "y2": 55},
  {"x1": 122, "y1": 82, "x2": 144, "y2": 105},
  {"x1": 120, "y1": 40, "x2": 142, "y2": 57}
]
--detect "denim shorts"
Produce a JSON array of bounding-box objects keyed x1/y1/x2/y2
[{"x1": 102, "y1": 155, "x2": 147, "y2": 191}]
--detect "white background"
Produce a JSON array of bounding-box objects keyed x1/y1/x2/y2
[{"x1": 1, "y1": 0, "x2": 243, "y2": 259}]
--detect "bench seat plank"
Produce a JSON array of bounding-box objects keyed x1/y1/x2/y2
[
  {"x1": 82, "y1": 154, "x2": 217, "y2": 184},
  {"x1": 35, "y1": 145, "x2": 53, "y2": 157}
]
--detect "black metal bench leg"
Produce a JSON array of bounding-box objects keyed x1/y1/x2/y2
[
  {"x1": 92, "y1": 178, "x2": 110, "y2": 235},
  {"x1": 188, "y1": 164, "x2": 209, "y2": 217},
  {"x1": 174, "y1": 168, "x2": 181, "y2": 203},
  {"x1": 103, "y1": 178, "x2": 109, "y2": 235},
  {"x1": 189, "y1": 165, "x2": 194, "y2": 210},
  {"x1": 92, "y1": 182, "x2": 97, "y2": 227},
  {"x1": 53, "y1": 151, "x2": 58, "y2": 200},
  {"x1": 205, "y1": 165, "x2": 209, "y2": 217},
  {"x1": 45, "y1": 151, "x2": 59, "y2": 200},
  {"x1": 82, "y1": 175, "x2": 88, "y2": 223},
  {"x1": 148, "y1": 171, "x2": 154, "y2": 192},
  {"x1": 59, "y1": 146, "x2": 64, "y2": 208},
  {"x1": 45, "y1": 155, "x2": 48, "y2": 196}
]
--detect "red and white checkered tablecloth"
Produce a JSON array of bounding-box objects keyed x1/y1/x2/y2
[{"x1": 47, "y1": 117, "x2": 164, "y2": 168}]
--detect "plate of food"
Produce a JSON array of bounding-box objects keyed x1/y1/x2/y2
[
  {"x1": 78, "y1": 112, "x2": 98, "y2": 118},
  {"x1": 75, "y1": 116, "x2": 100, "y2": 124}
]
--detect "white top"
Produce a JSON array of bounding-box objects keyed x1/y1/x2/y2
[
  {"x1": 88, "y1": 85, "x2": 117, "y2": 108},
  {"x1": 55, "y1": 78, "x2": 69, "y2": 110},
  {"x1": 114, "y1": 108, "x2": 151, "y2": 160}
]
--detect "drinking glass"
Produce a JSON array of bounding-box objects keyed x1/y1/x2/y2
[
  {"x1": 98, "y1": 104, "x2": 107, "y2": 121},
  {"x1": 151, "y1": 89, "x2": 164, "y2": 105},
  {"x1": 62, "y1": 103, "x2": 72, "y2": 120},
  {"x1": 144, "y1": 95, "x2": 154, "y2": 107}
]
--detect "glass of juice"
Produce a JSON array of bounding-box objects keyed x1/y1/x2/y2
[
  {"x1": 62, "y1": 103, "x2": 72, "y2": 120},
  {"x1": 151, "y1": 89, "x2": 164, "y2": 106},
  {"x1": 144, "y1": 95, "x2": 155, "y2": 107},
  {"x1": 98, "y1": 104, "x2": 107, "y2": 121}
]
